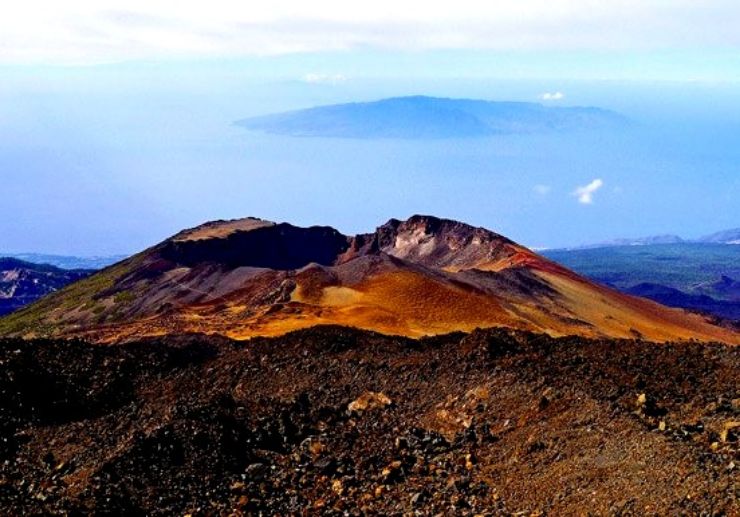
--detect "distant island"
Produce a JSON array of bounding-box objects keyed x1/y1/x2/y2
[{"x1": 236, "y1": 95, "x2": 628, "y2": 139}]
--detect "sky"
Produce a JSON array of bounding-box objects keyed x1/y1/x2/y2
[
  {"x1": 2, "y1": 1, "x2": 740, "y2": 71},
  {"x1": 1, "y1": 2, "x2": 740, "y2": 255}
]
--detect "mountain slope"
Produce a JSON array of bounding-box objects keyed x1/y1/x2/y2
[
  {"x1": 625, "y1": 283, "x2": 740, "y2": 321},
  {"x1": 699, "y1": 228, "x2": 740, "y2": 244},
  {"x1": 236, "y1": 96, "x2": 628, "y2": 139},
  {"x1": 1, "y1": 216, "x2": 736, "y2": 344},
  {"x1": 543, "y1": 243, "x2": 740, "y2": 322},
  {"x1": 0, "y1": 258, "x2": 91, "y2": 316}
]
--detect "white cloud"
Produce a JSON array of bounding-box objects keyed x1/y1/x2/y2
[
  {"x1": 301, "y1": 73, "x2": 347, "y2": 84},
  {"x1": 541, "y1": 92, "x2": 565, "y2": 101},
  {"x1": 573, "y1": 178, "x2": 604, "y2": 204},
  {"x1": 1, "y1": 1, "x2": 740, "y2": 64},
  {"x1": 533, "y1": 184, "x2": 551, "y2": 196}
]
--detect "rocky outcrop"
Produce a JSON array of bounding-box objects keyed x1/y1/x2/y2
[{"x1": 0, "y1": 327, "x2": 736, "y2": 514}]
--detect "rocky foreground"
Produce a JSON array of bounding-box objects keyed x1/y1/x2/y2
[{"x1": 0, "y1": 326, "x2": 738, "y2": 515}]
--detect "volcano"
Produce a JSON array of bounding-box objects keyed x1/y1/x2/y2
[{"x1": 2, "y1": 215, "x2": 737, "y2": 344}]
